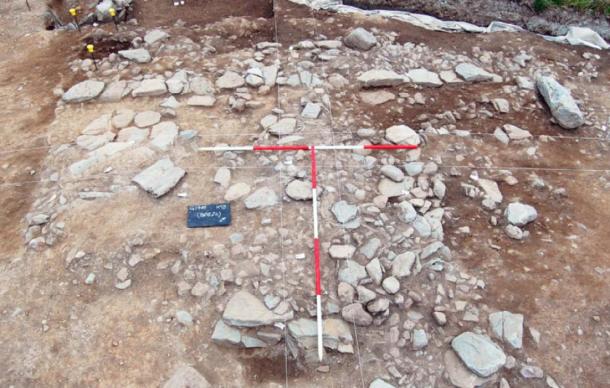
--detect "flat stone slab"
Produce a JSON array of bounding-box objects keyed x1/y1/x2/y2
[
  {"x1": 132, "y1": 79, "x2": 167, "y2": 97},
  {"x1": 455, "y1": 63, "x2": 496, "y2": 82},
  {"x1": 244, "y1": 187, "x2": 278, "y2": 209},
  {"x1": 145, "y1": 29, "x2": 170, "y2": 45},
  {"x1": 134, "y1": 111, "x2": 161, "y2": 128},
  {"x1": 358, "y1": 69, "x2": 404, "y2": 87},
  {"x1": 150, "y1": 121, "x2": 178, "y2": 151},
  {"x1": 216, "y1": 71, "x2": 245, "y2": 89},
  {"x1": 385, "y1": 124, "x2": 421, "y2": 145},
  {"x1": 360, "y1": 90, "x2": 395, "y2": 105},
  {"x1": 489, "y1": 311, "x2": 524, "y2": 349},
  {"x1": 118, "y1": 48, "x2": 152, "y2": 63},
  {"x1": 62, "y1": 80, "x2": 105, "y2": 103},
  {"x1": 451, "y1": 332, "x2": 507, "y2": 377},
  {"x1": 406, "y1": 68, "x2": 443, "y2": 87},
  {"x1": 222, "y1": 291, "x2": 291, "y2": 327},
  {"x1": 187, "y1": 95, "x2": 216, "y2": 107},
  {"x1": 132, "y1": 158, "x2": 186, "y2": 198},
  {"x1": 268, "y1": 118, "x2": 297, "y2": 136},
  {"x1": 286, "y1": 179, "x2": 312, "y2": 200}
]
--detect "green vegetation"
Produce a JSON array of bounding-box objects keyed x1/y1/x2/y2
[{"x1": 532, "y1": 0, "x2": 610, "y2": 15}]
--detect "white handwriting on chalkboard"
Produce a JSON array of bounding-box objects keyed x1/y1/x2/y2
[{"x1": 196, "y1": 211, "x2": 222, "y2": 219}]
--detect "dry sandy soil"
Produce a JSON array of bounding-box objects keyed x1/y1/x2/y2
[{"x1": 0, "y1": 0, "x2": 609, "y2": 387}]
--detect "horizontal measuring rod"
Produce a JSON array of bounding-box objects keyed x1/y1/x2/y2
[
  {"x1": 199, "y1": 142, "x2": 418, "y2": 361},
  {"x1": 199, "y1": 144, "x2": 418, "y2": 152}
]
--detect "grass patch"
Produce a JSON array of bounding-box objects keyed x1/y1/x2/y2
[{"x1": 533, "y1": 0, "x2": 610, "y2": 14}]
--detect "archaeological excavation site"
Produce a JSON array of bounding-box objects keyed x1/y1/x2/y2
[{"x1": 0, "y1": 0, "x2": 609, "y2": 386}]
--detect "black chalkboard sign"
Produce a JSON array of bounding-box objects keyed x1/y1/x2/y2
[{"x1": 187, "y1": 203, "x2": 231, "y2": 228}]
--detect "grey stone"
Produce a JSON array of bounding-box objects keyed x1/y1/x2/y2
[
  {"x1": 145, "y1": 29, "x2": 169, "y2": 45},
  {"x1": 76, "y1": 132, "x2": 115, "y2": 151},
  {"x1": 242, "y1": 335, "x2": 267, "y2": 348},
  {"x1": 398, "y1": 201, "x2": 417, "y2": 223},
  {"x1": 455, "y1": 63, "x2": 496, "y2": 82},
  {"x1": 360, "y1": 238, "x2": 381, "y2": 259},
  {"x1": 493, "y1": 98, "x2": 510, "y2": 113},
  {"x1": 520, "y1": 365, "x2": 544, "y2": 379},
  {"x1": 443, "y1": 350, "x2": 491, "y2": 388},
  {"x1": 244, "y1": 187, "x2": 278, "y2": 209},
  {"x1": 451, "y1": 332, "x2": 507, "y2": 377},
  {"x1": 406, "y1": 68, "x2": 443, "y2": 87},
  {"x1": 344, "y1": 27, "x2": 377, "y2": 51},
  {"x1": 222, "y1": 290, "x2": 291, "y2": 327},
  {"x1": 366, "y1": 298, "x2": 390, "y2": 314},
  {"x1": 385, "y1": 125, "x2": 420, "y2": 145},
  {"x1": 369, "y1": 378, "x2": 395, "y2": 388},
  {"x1": 478, "y1": 178, "x2": 503, "y2": 203},
  {"x1": 132, "y1": 79, "x2": 167, "y2": 97},
  {"x1": 288, "y1": 318, "x2": 353, "y2": 353},
  {"x1": 505, "y1": 202, "x2": 538, "y2": 226},
  {"x1": 163, "y1": 365, "x2": 210, "y2": 388},
  {"x1": 503, "y1": 124, "x2": 532, "y2": 140},
  {"x1": 505, "y1": 225, "x2": 524, "y2": 240},
  {"x1": 378, "y1": 178, "x2": 410, "y2": 198},
  {"x1": 391, "y1": 251, "x2": 416, "y2": 278},
  {"x1": 286, "y1": 179, "x2": 312, "y2": 200},
  {"x1": 117, "y1": 127, "x2": 148, "y2": 143},
  {"x1": 536, "y1": 75, "x2": 584, "y2": 129},
  {"x1": 225, "y1": 183, "x2": 251, "y2": 202},
  {"x1": 118, "y1": 48, "x2": 152, "y2": 63},
  {"x1": 211, "y1": 319, "x2": 241, "y2": 345},
  {"x1": 338, "y1": 260, "x2": 367, "y2": 286},
  {"x1": 380, "y1": 165, "x2": 404, "y2": 182},
  {"x1": 268, "y1": 118, "x2": 297, "y2": 136},
  {"x1": 132, "y1": 158, "x2": 185, "y2": 198},
  {"x1": 62, "y1": 80, "x2": 105, "y2": 103},
  {"x1": 341, "y1": 303, "x2": 373, "y2": 326},
  {"x1": 112, "y1": 110, "x2": 135, "y2": 129},
  {"x1": 366, "y1": 258, "x2": 383, "y2": 285},
  {"x1": 357, "y1": 286, "x2": 376, "y2": 304},
  {"x1": 331, "y1": 201, "x2": 358, "y2": 224},
  {"x1": 216, "y1": 71, "x2": 245, "y2": 89},
  {"x1": 176, "y1": 310, "x2": 193, "y2": 326},
  {"x1": 358, "y1": 69, "x2": 404, "y2": 87},
  {"x1": 161, "y1": 96, "x2": 180, "y2": 109},
  {"x1": 150, "y1": 121, "x2": 178, "y2": 150},
  {"x1": 382, "y1": 276, "x2": 400, "y2": 294},
  {"x1": 187, "y1": 95, "x2": 216, "y2": 107},
  {"x1": 360, "y1": 90, "x2": 395, "y2": 105},
  {"x1": 412, "y1": 328, "x2": 428, "y2": 349},
  {"x1": 329, "y1": 245, "x2": 356, "y2": 260},
  {"x1": 190, "y1": 76, "x2": 215, "y2": 95},
  {"x1": 214, "y1": 167, "x2": 231, "y2": 188},
  {"x1": 166, "y1": 70, "x2": 188, "y2": 94},
  {"x1": 301, "y1": 102, "x2": 322, "y2": 119},
  {"x1": 134, "y1": 111, "x2": 161, "y2": 128},
  {"x1": 489, "y1": 311, "x2": 524, "y2": 349},
  {"x1": 99, "y1": 80, "x2": 127, "y2": 102},
  {"x1": 404, "y1": 162, "x2": 424, "y2": 176}
]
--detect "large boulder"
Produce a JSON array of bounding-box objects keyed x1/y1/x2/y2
[
  {"x1": 536, "y1": 75, "x2": 584, "y2": 129},
  {"x1": 62, "y1": 80, "x2": 105, "y2": 103},
  {"x1": 451, "y1": 332, "x2": 506, "y2": 377},
  {"x1": 344, "y1": 27, "x2": 377, "y2": 51}
]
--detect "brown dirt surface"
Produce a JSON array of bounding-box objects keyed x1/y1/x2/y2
[{"x1": 1, "y1": 0, "x2": 609, "y2": 387}]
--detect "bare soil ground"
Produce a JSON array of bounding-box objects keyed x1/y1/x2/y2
[{"x1": 0, "y1": 0, "x2": 609, "y2": 387}]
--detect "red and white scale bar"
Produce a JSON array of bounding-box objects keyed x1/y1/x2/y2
[{"x1": 199, "y1": 143, "x2": 418, "y2": 361}]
